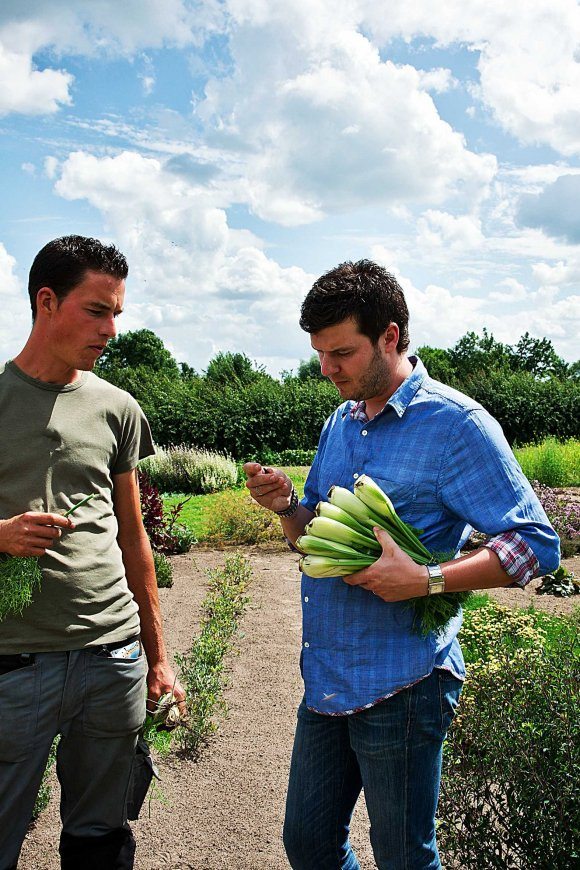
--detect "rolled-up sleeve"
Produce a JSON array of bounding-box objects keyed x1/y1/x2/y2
[{"x1": 483, "y1": 531, "x2": 539, "y2": 587}]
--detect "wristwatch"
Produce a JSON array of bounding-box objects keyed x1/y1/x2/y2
[
  {"x1": 426, "y1": 564, "x2": 446, "y2": 595},
  {"x1": 275, "y1": 486, "x2": 300, "y2": 518}
]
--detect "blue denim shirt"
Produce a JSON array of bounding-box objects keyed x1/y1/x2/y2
[{"x1": 300, "y1": 358, "x2": 560, "y2": 715}]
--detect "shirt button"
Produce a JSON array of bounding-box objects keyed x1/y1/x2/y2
[
  {"x1": 353, "y1": 473, "x2": 359, "y2": 479},
  {"x1": 361, "y1": 429, "x2": 368, "y2": 436},
  {"x1": 304, "y1": 642, "x2": 310, "y2": 648},
  {"x1": 304, "y1": 596, "x2": 309, "y2": 603}
]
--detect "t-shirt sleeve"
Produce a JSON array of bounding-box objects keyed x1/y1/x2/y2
[{"x1": 112, "y1": 394, "x2": 155, "y2": 474}]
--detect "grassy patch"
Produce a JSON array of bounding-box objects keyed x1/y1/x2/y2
[
  {"x1": 164, "y1": 467, "x2": 308, "y2": 544},
  {"x1": 514, "y1": 437, "x2": 580, "y2": 486}
]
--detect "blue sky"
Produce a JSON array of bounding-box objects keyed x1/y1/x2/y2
[{"x1": 1, "y1": 0, "x2": 579, "y2": 375}]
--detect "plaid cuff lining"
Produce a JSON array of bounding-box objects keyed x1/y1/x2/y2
[{"x1": 483, "y1": 531, "x2": 539, "y2": 588}]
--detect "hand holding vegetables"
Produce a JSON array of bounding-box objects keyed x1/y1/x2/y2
[
  {"x1": 298, "y1": 475, "x2": 469, "y2": 634},
  {"x1": 0, "y1": 510, "x2": 74, "y2": 557},
  {"x1": 0, "y1": 494, "x2": 96, "y2": 621}
]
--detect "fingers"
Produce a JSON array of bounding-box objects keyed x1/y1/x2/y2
[{"x1": 26, "y1": 512, "x2": 75, "y2": 529}]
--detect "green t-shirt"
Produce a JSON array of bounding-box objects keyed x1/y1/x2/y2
[{"x1": 0, "y1": 360, "x2": 155, "y2": 653}]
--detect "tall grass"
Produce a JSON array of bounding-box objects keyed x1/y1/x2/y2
[
  {"x1": 141, "y1": 445, "x2": 238, "y2": 494},
  {"x1": 515, "y1": 437, "x2": 580, "y2": 487}
]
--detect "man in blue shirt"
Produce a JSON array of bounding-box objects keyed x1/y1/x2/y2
[{"x1": 244, "y1": 259, "x2": 559, "y2": 869}]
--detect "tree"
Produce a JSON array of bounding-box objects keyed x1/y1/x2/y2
[
  {"x1": 415, "y1": 346, "x2": 455, "y2": 383},
  {"x1": 449, "y1": 329, "x2": 512, "y2": 380},
  {"x1": 511, "y1": 333, "x2": 567, "y2": 378},
  {"x1": 204, "y1": 351, "x2": 268, "y2": 387},
  {"x1": 296, "y1": 354, "x2": 325, "y2": 381},
  {"x1": 97, "y1": 329, "x2": 180, "y2": 377}
]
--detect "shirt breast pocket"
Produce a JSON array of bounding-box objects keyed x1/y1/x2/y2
[{"x1": 370, "y1": 476, "x2": 435, "y2": 532}]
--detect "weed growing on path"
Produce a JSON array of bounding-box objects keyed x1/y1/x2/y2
[{"x1": 171, "y1": 555, "x2": 252, "y2": 756}]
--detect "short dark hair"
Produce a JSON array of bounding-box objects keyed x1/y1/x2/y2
[
  {"x1": 299, "y1": 259, "x2": 410, "y2": 352},
  {"x1": 28, "y1": 235, "x2": 128, "y2": 318}
]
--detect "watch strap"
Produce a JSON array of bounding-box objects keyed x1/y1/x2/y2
[
  {"x1": 427, "y1": 564, "x2": 446, "y2": 595},
  {"x1": 275, "y1": 487, "x2": 300, "y2": 518}
]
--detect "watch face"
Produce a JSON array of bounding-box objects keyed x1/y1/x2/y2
[{"x1": 428, "y1": 579, "x2": 446, "y2": 595}]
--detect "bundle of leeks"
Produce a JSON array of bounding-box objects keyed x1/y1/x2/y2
[{"x1": 296, "y1": 475, "x2": 469, "y2": 635}]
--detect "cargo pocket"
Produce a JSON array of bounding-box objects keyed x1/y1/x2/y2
[
  {"x1": 0, "y1": 660, "x2": 40, "y2": 762},
  {"x1": 83, "y1": 653, "x2": 147, "y2": 738}
]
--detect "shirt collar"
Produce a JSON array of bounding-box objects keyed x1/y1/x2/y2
[{"x1": 349, "y1": 356, "x2": 427, "y2": 422}]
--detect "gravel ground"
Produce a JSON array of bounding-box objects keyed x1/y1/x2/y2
[{"x1": 18, "y1": 547, "x2": 578, "y2": 869}]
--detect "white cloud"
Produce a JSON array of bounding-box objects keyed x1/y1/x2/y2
[
  {"x1": 361, "y1": 0, "x2": 580, "y2": 156},
  {"x1": 532, "y1": 258, "x2": 580, "y2": 286},
  {"x1": 0, "y1": 44, "x2": 72, "y2": 116},
  {"x1": 0, "y1": 0, "x2": 221, "y2": 116},
  {"x1": 0, "y1": 243, "x2": 20, "y2": 297},
  {"x1": 52, "y1": 149, "x2": 314, "y2": 372},
  {"x1": 199, "y1": 2, "x2": 497, "y2": 224},
  {"x1": 417, "y1": 210, "x2": 485, "y2": 251},
  {"x1": 0, "y1": 242, "x2": 31, "y2": 359},
  {"x1": 401, "y1": 268, "x2": 579, "y2": 361},
  {"x1": 488, "y1": 278, "x2": 529, "y2": 303}
]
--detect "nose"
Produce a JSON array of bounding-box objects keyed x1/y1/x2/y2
[
  {"x1": 100, "y1": 314, "x2": 117, "y2": 339},
  {"x1": 319, "y1": 354, "x2": 340, "y2": 378}
]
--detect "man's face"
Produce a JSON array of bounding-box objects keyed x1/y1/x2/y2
[
  {"x1": 42, "y1": 269, "x2": 125, "y2": 372},
  {"x1": 310, "y1": 317, "x2": 391, "y2": 402}
]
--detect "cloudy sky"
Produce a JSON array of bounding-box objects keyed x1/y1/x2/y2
[{"x1": 1, "y1": 0, "x2": 579, "y2": 375}]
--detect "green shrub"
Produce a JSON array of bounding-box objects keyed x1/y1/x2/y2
[
  {"x1": 203, "y1": 490, "x2": 283, "y2": 545},
  {"x1": 141, "y1": 445, "x2": 238, "y2": 495},
  {"x1": 515, "y1": 437, "x2": 580, "y2": 486},
  {"x1": 439, "y1": 603, "x2": 580, "y2": 868},
  {"x1": 153, "y1": 551, "x2": 173, "y2": 588},
  {"x1": 261, "y1": 448, "x2": 316, "y2": 466}
]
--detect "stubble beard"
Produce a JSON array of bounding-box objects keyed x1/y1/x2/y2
[{"x1": 347, "y1": 345, "x2": 391, "y2": 402}]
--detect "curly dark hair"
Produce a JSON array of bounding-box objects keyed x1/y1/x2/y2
[
  {"x1": 28, "y1": 235, "x2": 128, "y2": 318},
  {"x1": 299, "y1": 259, "x2": 410, "y2": 352}
]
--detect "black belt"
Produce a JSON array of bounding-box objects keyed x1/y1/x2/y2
[
  {"x1": 87, "y1": 635, "x2": 141, "y2": 658},
  {"x1": 0, "y1": 652, "x2": 35, "y2": 674},
  {"x1": 0, "y1": 636, "x2": 140, "y2": 673}
]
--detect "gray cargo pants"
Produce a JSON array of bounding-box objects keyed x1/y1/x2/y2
[{"x1": 0, "y1": 644, "x2": 147, "y2": 869}]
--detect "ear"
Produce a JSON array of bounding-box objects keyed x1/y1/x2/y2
[
  {"x1": 381, "y1": 322, "x2": 400, "y2": 354},
  {"x1": 35, "y1": 287, "x2": 59, "y2": 318}
]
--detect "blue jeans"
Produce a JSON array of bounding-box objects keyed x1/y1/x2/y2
[{"x1": 283, "y1": 669, "x2": 462, "y2": 870}]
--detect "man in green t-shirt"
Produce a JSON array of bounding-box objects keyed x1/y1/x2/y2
[{"x1": 0, "y1": 235, "x2": 184, "y2": 869}]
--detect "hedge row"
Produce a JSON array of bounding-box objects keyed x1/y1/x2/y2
[{"x1": 106, "y1": 365, "x2": 579, "y2": 455}]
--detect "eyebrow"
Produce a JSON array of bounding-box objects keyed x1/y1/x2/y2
[
  {"x1": 88, "y1": 300, "x2": 124, "y2": 314},
  {"x1": 311, "y1": 342, "x2": 355, "y2": 353}
]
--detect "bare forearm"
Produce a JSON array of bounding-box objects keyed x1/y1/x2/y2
[
  {"x1": 281, "y1": 504, "x2": 315, "y2": 546},
  {"x1": 439, "y1": 547, "x2": 511, "y2": 593},
  {"x1": 120, "y1": 531, "x2": 168, "y2": 668}
]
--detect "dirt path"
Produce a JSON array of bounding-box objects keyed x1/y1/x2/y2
[{"x1": 18, "y1": 548, "x2": 578, "y2": 869}]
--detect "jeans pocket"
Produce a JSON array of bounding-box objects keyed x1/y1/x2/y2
[
  {"x1": 438, "y1": 669, "x2": 463, "y2": 733},
  {"x1": 0, "y1": 661, "x2": 40, "y2": 762},
  {"x1": 83, "y1": 654, "x2": 147, "y2": 737}
]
